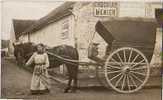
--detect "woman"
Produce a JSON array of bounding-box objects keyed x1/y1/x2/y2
[{"x1": 25, "y1": 43, "x2": 50, "y2": 95}]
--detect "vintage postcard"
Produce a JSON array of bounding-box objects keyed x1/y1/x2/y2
[{"x1": 0, "y1": 0, "x2": 162, "y2": 100}]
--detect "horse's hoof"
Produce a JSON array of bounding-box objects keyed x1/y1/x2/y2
[
  {"x1": 64, "y1": 91, "x2": 68, "y2": 93},
  {"x1": 64, "y1": 89, "x2": 69, "y2": 93},
  {"x1": 70, "y1": 89, "x2": 76, "y2": 93}
]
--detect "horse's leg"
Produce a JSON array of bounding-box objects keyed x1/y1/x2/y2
[
  {"x1": 71, "y1": 76, "x2": 77, "y2": 93},
  {"x1": 64, "y1": 60, "x2": 78, "y2": 93},
  {"x1": 64, "y1": 76, "x2": 72, "y2": 93},
  {"x1": 64, "y1": 65, "x2": 72, "y2": 93},
  {"x1": 71, "y1": 66, "x2": 78, "y2": 93}
]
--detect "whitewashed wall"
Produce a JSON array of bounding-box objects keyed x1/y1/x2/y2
[
  {"x1": 119, "y1": 2, "x2": 146, "y2": 17},
  {"x1": 73, "y1": 2, "x2": 118, "y2": 61},
  {"x1": 73, "y1": 3, "x2": 102, "y2": 61},
  {"x1": 28, "y1": 15, "x2": 75, "y2": 47},
  {"x1": 8, "y1": 23, "x2": 15, "y2": 54}
]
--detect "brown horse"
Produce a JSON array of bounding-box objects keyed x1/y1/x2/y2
[
  {"x1": 13, "y1": 42, "x2": 79, "y2": 93},
  {"x1": 47, "y1": 45, "x2": 79, "y2": 93},
  {"x1": 13, "y1": 42, "x2": 36, "y2": 67}
]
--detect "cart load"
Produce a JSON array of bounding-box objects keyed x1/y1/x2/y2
[{"x1": 95, "y1": 17, "x2": 158, "y2": 93}]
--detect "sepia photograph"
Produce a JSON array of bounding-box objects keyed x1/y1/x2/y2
[{"x1": 0, "y1": 0, "x2": 162, "y2": 100}]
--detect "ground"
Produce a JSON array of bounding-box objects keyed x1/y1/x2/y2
[{"x1": 1, "y1": 58, "x2": 162, "y2": 100}]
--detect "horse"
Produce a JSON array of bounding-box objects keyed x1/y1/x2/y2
[
  {"x1": 13, "y1": 42, "x2": 79, "y2": 93},
  {"x1": 47, "y1": 45, "x2": 79, "y2": 93},
  {"x1": 13, "y1": 42, "x2": 25, "y2": 66},
  {"x1": 13, "y1": 42, "x2": 36, "y2": 67}
]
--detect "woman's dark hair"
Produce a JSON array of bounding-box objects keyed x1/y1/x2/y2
[
  {"x1": 36, "y1": 43, "x2": 46, "y2": 54},
  {"x1": 36, "y1": 43, "x2": 45, "y2": 52},
  {"x1": 37, "y1": 43, "x2": 44, "y2": 48}
]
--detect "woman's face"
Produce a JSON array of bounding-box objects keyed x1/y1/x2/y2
[{"x1": 37, "y1": 45, "x2": 43, "y2": 52}]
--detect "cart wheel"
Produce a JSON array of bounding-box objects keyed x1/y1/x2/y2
[{"x1": 104, "y1": 47, "x2": 150, "y2": 93}]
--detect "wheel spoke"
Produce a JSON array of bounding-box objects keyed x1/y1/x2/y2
[
  {"x1": 131, "y1": 54, "x2": 139, "y2": 64},
  {"x1": 130, "y1": 71, "x2": 146, "y2": 76},
  {"x1": 131, "y1": 59, "x2": 145, "y2": 69},
  {"x1": 128, "y1": 74, "x2": 138, "y2": 88},
  {"x1": 130, "y1": 73, "x2": 143, "y2": 83},
  {"x1": 107, "y1": 65, "x2": 121, "y2": 69},
  {"x1": 126, "y1": 75, "x2": 131, "y2": 91},
  {"x1": 110, "y1": 72, "x2": 122, "y2": 81},
  {"x1": 115, "y1": 74, "x2": 124, "y2": 87},
  {"x1": 121, "y1": 74, "x2": 126, "y2": 90},
  {"x1": 111, "y1": 58, "x2": 122, "y2": 66},
  {"x1": 123, "y1": 50, "x2": 127, "y2": 63},
  {"x1": 128, "y1": 49, "x2": 133, "y2": 62},
  {"x1": 131, "y1": 66, "x2": 146, "y2": 71},
  {"x1": 116, "y1": 53, "x2": 123, "y2": 64},
  {"x1": 107, "y1": 70, "x2": 121, "y2": 74}
]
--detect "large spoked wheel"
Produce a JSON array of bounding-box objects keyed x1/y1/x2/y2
[{"x1": 104, "y1": 47, "x2": 150, "y2": 93}]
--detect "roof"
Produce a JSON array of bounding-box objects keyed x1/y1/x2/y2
[
  {"x1": 13, "y1": 19, "x2": 36, "y2": 39},
  {"x1": 95, "y1": 17, "x2": 158, "y2": 44},
  {"x1": 22, "y1": 2, "x2": 75, "y2": 34}
]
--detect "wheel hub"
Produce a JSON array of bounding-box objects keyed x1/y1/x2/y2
[{"x1": 121, "y1": 65, "x2": 130, "y2": 74}]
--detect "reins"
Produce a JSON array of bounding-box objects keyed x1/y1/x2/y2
[
  {"x1": 47, "y1": 51, "x2": 102, "y2": 66},
  {"x1": 46, "y1": 31, "x2": 102, "y2": 67}
]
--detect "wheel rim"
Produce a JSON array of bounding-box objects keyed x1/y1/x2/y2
[{"x1": 104, "y1": 47, "x2": 150, "y2": 93}]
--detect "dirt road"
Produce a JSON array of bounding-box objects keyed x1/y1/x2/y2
[{"x1": 1, "y1": 58, "x2": 162, "y2": 100}]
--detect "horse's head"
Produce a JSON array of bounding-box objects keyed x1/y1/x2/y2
[
  {"x1": 13, "y1": 42, "x2": 24, "y2": 58},
  {"x1": 12, "y1": 42, "x2": 25, "y2": 66},
  {"x1": 22, "y1": 42, "x2": 37, "y2": 61},
  {"x1": 13, "y1": 42, "x2": 37, "y2": 62}
]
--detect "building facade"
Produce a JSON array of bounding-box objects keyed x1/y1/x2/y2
[{"x1": 18, "y1": 2, "x2": 162, "y2": 67}]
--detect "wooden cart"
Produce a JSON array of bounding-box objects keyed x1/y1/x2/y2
[{"x1": 94, "y1": 17, "x2": 158, "y2": 93}]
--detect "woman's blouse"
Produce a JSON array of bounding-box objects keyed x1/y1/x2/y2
[{"x1": 26, "y1": 52, "x2": 49, "y2": 68}]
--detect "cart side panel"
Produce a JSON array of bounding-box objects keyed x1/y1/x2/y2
[
  {"x1": 95, "y1": 18, "x2": 158, "y2": 62},
  {"x1": 111, "y1": 42, "x2": 155, "y2": 62}
]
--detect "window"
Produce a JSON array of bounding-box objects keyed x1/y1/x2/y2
[
  {"x1": 61, "y1": 30, "x2": 69, "y2": 39},
  {"x1": 61, "y1": 19, "x2": 69, "y2": 39}
]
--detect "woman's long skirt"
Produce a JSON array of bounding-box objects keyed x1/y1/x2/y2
[{"x1": 30, "y1": 65, "x2": 50, "y2": 93}]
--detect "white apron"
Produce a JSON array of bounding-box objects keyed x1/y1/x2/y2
[{"x1": 26, "y1": 52, "x2": 50, "y2": 91}]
